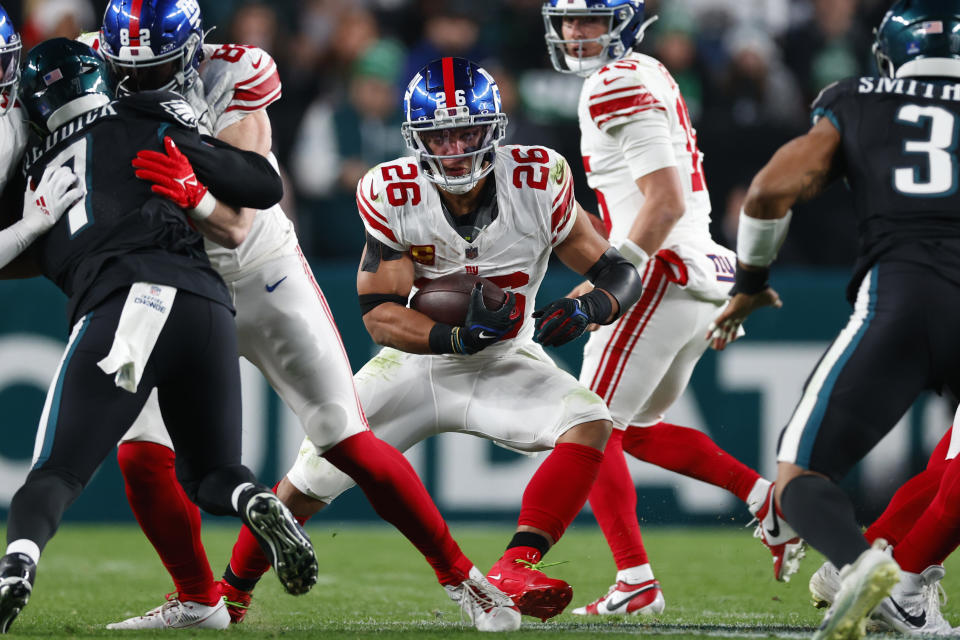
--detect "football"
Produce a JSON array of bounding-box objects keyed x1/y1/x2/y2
[{"x1": 410, "y1": 272, "x2": 506, "y2": 326}]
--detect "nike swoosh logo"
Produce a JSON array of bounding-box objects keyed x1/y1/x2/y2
[
  {"x1": 602, "y1": 76, "x2": 622, "y2": 86},
  {"x1": 488, "y1": 573, "x2": 502, "y2": 580},
  {"x1": 265, "y1": 276, "x2": 287, "y2": 292},
  {"x1": 478, "y1": 331, "x2": 498, "y2": 340},
  {"x1": 889, "y1": 597, "x2": 926, "y2": 628},
  {"x1": 252, "y1": 55, "x2": 263, "y2": 69},
  {"x1": 606, "y1": 585, "x2": 656, "y2": 611},
  {"x1": 766, "y1": 503, "x2": 780, "y2": 538}
]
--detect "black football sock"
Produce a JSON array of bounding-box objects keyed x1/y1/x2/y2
[
  {"x1": 779, "y1": 474, "x2": 870, "y2": 568},
  {"x1": 506, "y1": 531, "x2": 550, "y2": 558}
]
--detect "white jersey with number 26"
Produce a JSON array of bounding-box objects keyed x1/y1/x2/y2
[{"x1": 357, "y1": 144, "x2": 578, "y2": 352}]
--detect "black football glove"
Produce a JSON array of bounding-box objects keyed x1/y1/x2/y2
[
  {"x1": 532, "y1": 297, "x2": 590, "y2": 347},
  {"x1": 456, "y1": 283, "x2": 520, "y2": 354}
]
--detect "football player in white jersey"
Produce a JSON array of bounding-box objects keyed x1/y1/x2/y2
[
  {"x1": 0, "y1": 4, "x2": 82, "y2": 273},
  {"x1": 542, "y1": 0, "x2": 803, "y2": 615},
  {"x1": 221, "y1": 56, "x2": 644, "y2": 623},
  {"x1": 91, "y1": 1, "x2": 520, "y2": 633}
]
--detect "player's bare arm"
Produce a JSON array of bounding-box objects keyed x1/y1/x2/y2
[
  {"x1": 357, "y1": 235, "x2": 436, "y2": 354},
  {"x1": 709, "y1": 117, "x2": 841, "y2": 349},
  {"x1": 627, "y1": 165, "x2": 686, "y2": 257},
  {"x1": 554, "y1": 201, "x2": 617, "y2": 319},
  {"x1": 192, "y1": 110, "x2": 272, "y2": 246}
]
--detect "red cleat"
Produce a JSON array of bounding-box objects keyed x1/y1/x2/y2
[
  {"x1": 752, "y1": 483, "x2": 806, "y2": 582},
  {"x1": 215, "y1": 580, "x2": 251, "y2": 624},
  {"x1": 486, "y1": 550, "x2": 573, "y2": 621}
]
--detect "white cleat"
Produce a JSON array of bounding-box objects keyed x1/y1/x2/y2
[
  {"x1": 444, "y1": 567, "x2": 521, "y2": 632},
  {"x1": 572, "y1": 579, "x2": 665, "y2": 616},
  {"x1": 813, "y1": 540, "x2": 900, "y2": 640},
  {"x1": 810, "y1": 561, "x2": 841, "y2": 609},
  {"x1": 106, "y1": 597, "x2": 230, "y2": 630},
  {"x1": 873, "y1": 565, "x2": 954, "y2": 635}
]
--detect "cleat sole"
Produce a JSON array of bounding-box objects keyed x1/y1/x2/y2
[
  {"x1": 813, "y1": 563, "x2": 899, "y2": 640},
  {"x1": 513, "y1": 585, "x2": 573, "y2": 621},
  {"x1": 0, "y1": 579, "x2": 31, "y2": 634},
  {"x1": 245, "y1": 494, "x2": 318, "y2": 596}
]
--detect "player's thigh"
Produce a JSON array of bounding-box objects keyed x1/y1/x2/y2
[
  {"x1": 777, "y1": 266, "x2": 932, "y2": 481},
  {"x1": 455, "y1": 344, "x2": 610, "y2": 451},
  {"x1": 234, "y1": 253, "x2": 368, "y2": 452},
  {"x1": 33, "y1": 299, "x2": 154, "y2": 482},
  {"x1": 353, "y1": 347, "x2": 440, "y2": 452},
  {"x1": 154, "y1": 294, "x2": 243, "y2": 476},
  {"x1": 581, "y1": 284, "x2": 709, "y2": 429}
]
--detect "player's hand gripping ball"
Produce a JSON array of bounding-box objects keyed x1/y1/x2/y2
[{"x1": 410, "y1": 272, "x2": 507, "y2": 326}]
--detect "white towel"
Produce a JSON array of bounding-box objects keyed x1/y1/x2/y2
[{"x1": 97, "y1": 282, "x2": 177, "y2": 393}]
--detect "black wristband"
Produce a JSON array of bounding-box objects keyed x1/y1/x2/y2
[
  {"x1": 730, "y1": 264, "x2": 770, "y2": 295},
  {"x1": 577, "y1": 289, "x2": 614, "y2": 325},
  {"x1": 428, "y1": 323, "x2": 461, "y2": 354}
]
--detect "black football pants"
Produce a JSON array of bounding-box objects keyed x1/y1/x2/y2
[{"x1": 7, "y1": 288, "x2": 255, "y2": 551}]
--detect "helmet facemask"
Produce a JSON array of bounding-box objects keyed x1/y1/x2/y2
[
  {"x1": 102, "y1": 30, "x2": 202, "y2": 95},
  {"x1": 0, "y1": 33, "x2": 20, "y2": 115},
  {"x1": 543, "y1": 3, "x2": 652, "y2": 77},
  {"x1": 402, "y1": 105, "x2": 507, "y2": 194}
]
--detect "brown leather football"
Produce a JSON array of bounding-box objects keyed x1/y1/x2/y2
[{"x1": 410, "y1": 273, "x2": 506, "y2": 326}]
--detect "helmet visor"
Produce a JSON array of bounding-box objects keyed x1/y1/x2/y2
[
  {"x1": 0, "y1": 42, "x2": 20, "y2": 89},
  {"x1": 108, "y1": 58, "x2": 179, "y2": 92}
]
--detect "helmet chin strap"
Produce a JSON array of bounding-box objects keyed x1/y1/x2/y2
[{"x1": 47, "y1": 94, "x2": 111, "y2": 131}]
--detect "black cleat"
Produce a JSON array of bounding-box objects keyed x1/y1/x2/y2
[
  {"x1": 0, "y1": 553, "x2": 36, "y2": 634},
  {"x1": 240, "y1": 489, "x2": 317, "y2": 596}
]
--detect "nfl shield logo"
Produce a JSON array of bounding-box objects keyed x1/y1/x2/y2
[{"x1": 465, "y1": 247, "x2": 478, "y2": 259}]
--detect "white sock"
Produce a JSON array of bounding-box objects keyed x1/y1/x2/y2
[
  {"x1": 231, "y1": 482, "x2": 256, "y2": 512},
  {"x1": 5, "y1": 539, "x2": 40, "y2": 565},
  {"x1": 746, "y1": 478, "x2": 772, "y2": 516},
  {"x1": 616, "y1": 563, "x2": 654, "y2": 584}
]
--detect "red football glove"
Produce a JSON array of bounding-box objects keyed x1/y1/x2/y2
[{"x1": 132, "y1": 136, "x2": 215, "y2": 219}]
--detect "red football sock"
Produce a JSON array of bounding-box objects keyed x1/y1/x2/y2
[
  {"x1": 865, "y1": 428, "x2": 952, "y2": 546},
  {"x1": 622, "y1": 422, "x2": 760, "y2": 502},
  {"x1": 226, "y1": 481, "x2": 311, "y2": 587},
  {"x1": 117, "y1": 442, "x2": 218, "y2": 606},
  {"x1": 323, "y1": 432, "x2": 473, "y2": 585},
  {"x1": 587, "y1": 430, "x2": 648, "y2": 570},
  {"x1": 519, "y1": 442, "x2": 605, "y2": 543},
  {"x1": 894, "y1": 453, "x2": 960, "y2": 572}
]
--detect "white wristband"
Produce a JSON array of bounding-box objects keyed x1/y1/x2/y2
[
  {"x1": 187, "y1": 191, "x2": 216, "y2": 221},
  {"x1": 736, "y1": 208, "x2": 792, "y2": 267},
  {"x1": 616, "y1": 238, "x2": 650, "y2": 273}
]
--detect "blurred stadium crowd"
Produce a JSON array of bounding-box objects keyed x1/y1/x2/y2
[{"x1": 8, "y1": 0, "x2": 889, "y2": 266}]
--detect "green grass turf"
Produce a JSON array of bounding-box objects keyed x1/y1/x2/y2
[{"x1": 2, "y1": 522, "x2": 953, "y2": 638}]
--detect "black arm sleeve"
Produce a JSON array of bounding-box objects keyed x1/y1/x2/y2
[
  {"x1": 583, "y1": 247, "x2": 643, "y2": 323},
  {"x1": 166, "y1": 129, "x2": 283, "y2": 211}
]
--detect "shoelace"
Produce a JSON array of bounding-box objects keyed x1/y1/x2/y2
[
  {"x1": 515, "y1": 558, "x2": 569, "y2": 572},
  {"x1": 222, "y1": 597, "x2": 249, "y2": 611}
]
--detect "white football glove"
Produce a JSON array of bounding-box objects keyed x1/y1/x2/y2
[
  {"x1": 0, "y1": 165, "x2": 83, "y2": 269},
  {"x1": 21, "y1": 165, "x2": 85, "y2": 236}
]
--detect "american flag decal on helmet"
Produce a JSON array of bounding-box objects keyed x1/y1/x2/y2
[
  {"x1": 43, "y1": 68, "x2": 63, "y2": 86},
  {"x1": 919, "y1": 21, "x2": 943, "y2": 34}
]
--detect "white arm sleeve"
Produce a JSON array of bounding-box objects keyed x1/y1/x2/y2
[
  {"x1": 0, "y1": 220, "x2": 37, "y2": 269},
  {"x1": 610, "y1": 115, "x2": 678, "y2": 182}
]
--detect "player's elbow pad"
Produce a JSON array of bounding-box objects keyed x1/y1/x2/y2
[{"x1": 586, "y1": 247, "x2": 643, "y2": 322}]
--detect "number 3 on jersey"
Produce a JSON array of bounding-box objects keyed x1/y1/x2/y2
[{"x1": 894, "y1": 104, "x2": 958, "y2": 197}]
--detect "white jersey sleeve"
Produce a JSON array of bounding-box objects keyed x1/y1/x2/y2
[
  {"x1": 0, "y1": 106, "x2": 28, "y2": 195},
  {"x1": 543, "y1": 148, "x2": 578, "y2": 247},
  {"x1": 199, "y1": 44, "x2": 281, "y2": 135},
  {"x1": 356, "y1": 161, "x2": 409, "y2": 252}
]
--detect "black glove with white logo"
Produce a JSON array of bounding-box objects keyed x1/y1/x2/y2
[{"x1": 429, "y1": 283, "x2": 520, "y2": 355}]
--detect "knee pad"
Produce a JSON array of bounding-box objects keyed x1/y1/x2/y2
[{"x1": 301, "y1": 401, "x2": 364, "y2": 452}]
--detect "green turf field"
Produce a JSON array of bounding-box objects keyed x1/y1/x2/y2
[{"x1": 2, "y1": 523, "x2": 953, "y2": 638}]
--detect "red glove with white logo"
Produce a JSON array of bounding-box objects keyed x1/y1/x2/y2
[{"x1": 132, "y1": 136, "x2": 216, "y2": 220}]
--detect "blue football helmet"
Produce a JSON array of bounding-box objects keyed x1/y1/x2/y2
[
  {"x1": 543, "y1": 0, "x2": 655, "y2": 77},
  {"x1": 0, "y1": 3, "x2": 21, "y2": 115},
  {"x1": 401, "y1": 57, "x2": 508, "y2": 195},
  {"x1": 100, "y1": 0, "x2": 204, "y2": 94},
  {"x1": 20, "y1": 38, "x2": 114, "y2": 132},
  {"x1": 874, "y1": 0, "x2": 960, "y2": 79}
]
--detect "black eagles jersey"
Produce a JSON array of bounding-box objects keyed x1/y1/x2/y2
[
  {"x1": 813, "y1": 77, "x2": 960, "y2": 301},
  {"x1": 17, "y1": 90, "x2": 282, "y2": 324}
]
